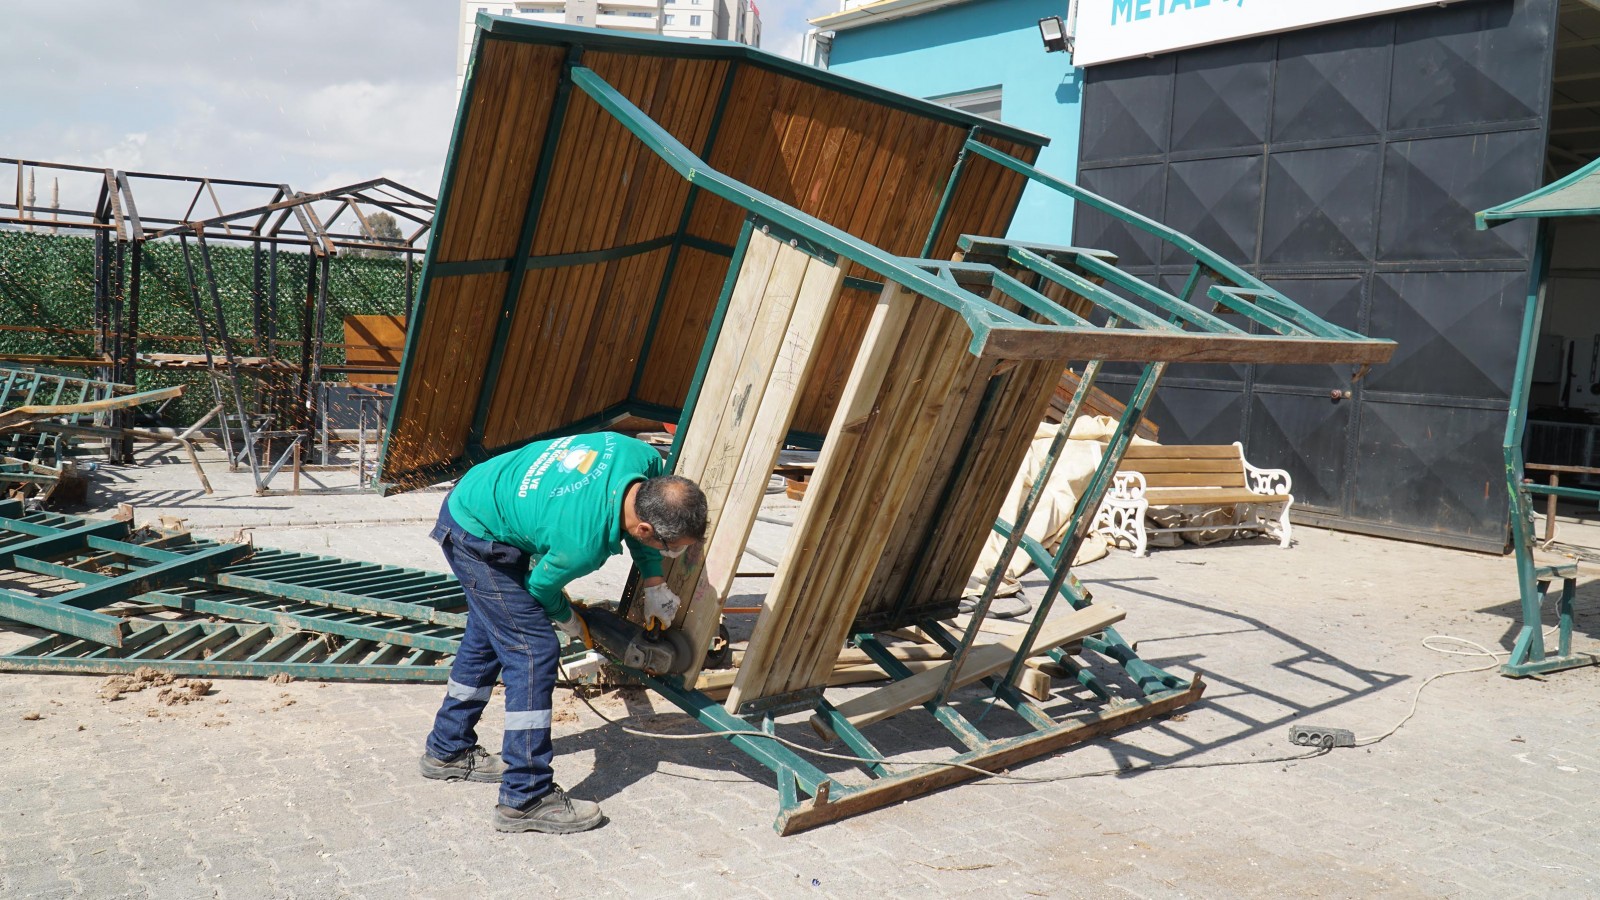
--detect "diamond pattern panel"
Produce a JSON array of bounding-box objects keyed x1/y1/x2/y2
[
  {"x1": 1171, "y1": 38, "x2": 1273, "y2": 152},
  {"x1": 1272, "y1": 17, "x2": 1391, "y2": 143},
  {"x1": 1262, "y1": 146, "x2": 1380, "y2": 265},
  {"x1": 1076, "y1": 164, "x2": 1165, "y2": 268},
  {"x1": 1075, "y1": 0, "x2": 1551, "y2": 547},
  {"x1": 1254, "y1": 276, "x2": 1366, "y2": 391},
  {"x1": 1247, "y1": 391, "x2": 1352, "y2": 512},
  {"x1": 1162, "y1": 155, "x2": 1262, "y2": 267},
  {"x1": 1367, "y1": 270, "x2": 1524, "y2": 400},
  {"x1": 1080, "y1": 55, "x2": 1174, "y2": 163},
  {"x1": 1377, "y1": 131, "x2": 1541, "y2": 262},
  {"x1": 1349, "y1": 400, "x2": 1510, "y2": 544},
  {"x1": 1389, "y1": 0, "x2": 1553, "y2": 132},
  {"x1": 1142, "y1": 385, "x2": 1247, "y2": 446}
]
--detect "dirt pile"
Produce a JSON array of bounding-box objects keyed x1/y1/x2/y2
[{"x1": 99, "y1": 667, "x2": 213, "y2": 705}]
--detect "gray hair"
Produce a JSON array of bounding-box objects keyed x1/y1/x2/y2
[{"x1": 636, "y1": 475, "x2": 707, "y2": 544}]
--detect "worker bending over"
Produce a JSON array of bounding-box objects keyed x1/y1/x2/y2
[{"x1": 419, "y1": 431, "x2": 706, "y2": 834}]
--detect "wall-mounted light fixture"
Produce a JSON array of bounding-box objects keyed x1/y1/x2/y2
[{"x1": 1038, "y1": 15, "x2": 1070, "y2": 54}]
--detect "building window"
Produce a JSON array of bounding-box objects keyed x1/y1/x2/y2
[
  {"x1": 664, "y1": 13, "x2": 674, "y2": 22},
  {"x1": 575, "y1": 14, "x2": 584, "y2": 20},
  {"x1": 690, "y1": 14, "x2": 701, "y2": 24},
  {"x1": 932, "y1": 86, "x2": 1003, "y2": 122},
  {"x1": 502, "y1": 7, "x2": 513, "y2": 13},
  {"x1": 477, "y1": 6, "x2": 489, "y2": 13}
]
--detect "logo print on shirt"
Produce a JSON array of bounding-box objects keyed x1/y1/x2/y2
[{"x1": 560, "y1": 448, "x2": 598, "y2": 475}]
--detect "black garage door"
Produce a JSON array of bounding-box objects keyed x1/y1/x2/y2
[{"x1": 1073, "y1": 0, "x2": 1555, "y2": 551}]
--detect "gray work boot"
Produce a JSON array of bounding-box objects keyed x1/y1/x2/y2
[
  {"x1": 419, "y1": 745, "x2": 506, "y2": 783},
  {"x1": 493, "y1": 786, "x2": 605, "y2": 834}
]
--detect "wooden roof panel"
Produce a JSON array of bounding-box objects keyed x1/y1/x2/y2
[{"x1": 378, "y1": 21, "x2": 1049, "y2": 489}]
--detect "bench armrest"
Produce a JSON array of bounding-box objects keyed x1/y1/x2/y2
[
  {"x1": 1234, "y1": 441, "x2": 1291, "y2": 496},
  {"x1": 1107, "y1": 470, "x2": 1146, "y2": 501}
]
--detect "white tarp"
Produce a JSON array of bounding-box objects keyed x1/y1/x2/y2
[
  {"x1": 1071, "y1": 0, "x2": 1466, "y2": 67},
  {"x1": 966, "y1": 416, "x2": 1148, "y2": 596}
]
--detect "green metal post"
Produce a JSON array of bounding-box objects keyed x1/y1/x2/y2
[
  {"x1": 919, "y1": 127, "x2": 977, "y2": 259},
  {"x1": 1505, "y1": 225, "x2": 1549, "y2": 670}
]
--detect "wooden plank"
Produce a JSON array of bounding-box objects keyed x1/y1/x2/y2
[
  {"x1": 725, "y1": 283, "x2": 916, "y2": 713},
  {"x1": 915, "y1": 357, "x2": 1063, "y2": 618},
  {"x1": 777, "y1": 676, "x2": 1204, "y2": 836},
  {"x1": 1117, "y1": 457, "x2": 1242, "y2": 474},
  {"x1": 820, "y1": 604, "x2": 1125, "y2": 732},
  {"x1": 755, "y1": 304, "x2": 949, "y2": 694},
  {"x1": 978, "y1": 329, "x2": 1397, "y2": 365},
  {"x1": 1144, "y1": 489, "x2": 1289, "y2": 505},
  {"x1": 856, "y1": 344, "x2": 992, "y2": 626},
  {"x1": 1142, "y1": 472, "x2": 1247, "y2": 489},
  {"x1": 785, "y1": 305, "x2": 979, "y2": 694},
  {"x1": 665, "y1": 239, "x2": 845, "y2": 686},
  {"x1": 1124, "y1": 444, "x2": 1239, "y2": 459},
  {"x1": 341, "y1": 315, "x2": 406, "y2": 385}
]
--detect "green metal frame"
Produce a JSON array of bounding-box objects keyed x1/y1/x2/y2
[
  {"x1": 379, "y1": 48, "x2": 1390, "y2": 492},
  {"x1": 364, "y1": 25, "x2": 1394, "y2": 833},
  {"x1": 1478, "y1": 178, "x2": 1600, "y2": 675},
  {"x1": 0, "y1": 620, "x2": 454, "y2": 682},
  {"x1": 1498, "y1": 224, "x2": 1598, "y2": 676}
]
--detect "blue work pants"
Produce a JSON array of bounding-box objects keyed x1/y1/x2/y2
[{"x1": 424, "y1": 499, "x2": 558, "y2": 809}]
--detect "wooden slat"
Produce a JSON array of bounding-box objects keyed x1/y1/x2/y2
[
  {"x1": 667, "y1": 240, "x2": 845, "y2": 684},
  {"x1": 758, "y1": 304, "x2": 952, "y2": 696},
  {"x1": 1118, "y1": 457, "x2": 1243, "y2": 474},
  {"x1": 819, "y1": 604, "x2": 1125, "y2": 732},
  {"x1": 725, "y1": 283, "x2": 916, "y2": 712},
  {"x1": 1142, "y1": 472, "x2": 1247, "y2": 489},
  {"x1": 896, "y1": 357, "x2": 1062, "y2": 624},
  {"x1": 785, "y1": 304, "x2": 977, "y2": 694},
  {"x1": 1123, "y1": 444, "x2": 1240, "y2": 459},
  {"x1": 1143, "y1": 488, "x2": 1289, "y2": 505}
]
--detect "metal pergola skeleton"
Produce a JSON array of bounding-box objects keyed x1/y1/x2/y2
[
  {"x1": 0, "y1": 158, "x2": 435, "y2": 491},
  {"x1": 1478, "y1": 158, "x2": 1600, "y2": 677},
  {"x1": 382, "y1": 21, "x2": 1395, "y2": 835}
]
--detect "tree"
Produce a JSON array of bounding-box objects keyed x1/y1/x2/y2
[{"x1": 354, "y1": 211, "x2": 403, "y2": 257}]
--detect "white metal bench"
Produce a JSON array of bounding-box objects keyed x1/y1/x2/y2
[{"x1": 1093, "y1": 441, "x2": 1293, "y2": 556}]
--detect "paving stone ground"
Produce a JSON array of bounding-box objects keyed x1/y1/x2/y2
[{"x1": 1, "y1": 448, "x2": 1597, "y2": 898}]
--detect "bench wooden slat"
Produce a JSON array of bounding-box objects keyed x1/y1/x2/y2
[
  {"x1": 1143, "y1": 472, "x2": 1246, "y2": 488},
  {"x1": 1118, "y1": 457, "x2": 1243, "y2": 474},
  {"x1": 1145, "y1": 488, "x2": 1289, "y2": 505},
  {"x1": 1123, "y1": 444, "x2": 1239, "y2": 460}
]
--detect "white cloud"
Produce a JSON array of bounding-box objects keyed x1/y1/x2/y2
[{"x1": 761, "y1": 0, "x2": 841, "y2": 60}]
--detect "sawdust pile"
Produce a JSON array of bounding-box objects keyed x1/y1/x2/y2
[{"x1": 99, "y1": 667, "x2": 212, "y2": 705}]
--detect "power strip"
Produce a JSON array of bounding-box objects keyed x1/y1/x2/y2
[{"x1": 1287, "y1": 724, "x2": 1355, "y2": 749}]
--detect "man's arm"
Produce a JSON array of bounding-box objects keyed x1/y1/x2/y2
[
  {"x1": 525, "y1": 555, "x2": 577, "y2": 623},
  {"x1": 623, "y1": 533, "x2": 664, "y2": 584}
]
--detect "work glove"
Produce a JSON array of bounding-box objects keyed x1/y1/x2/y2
[
  {"x1": 553, "y1": 609, "x2": 593, "y2": 649},
  {"x1": 640, "y1": 583, "x2": 682, "y2": 631}
]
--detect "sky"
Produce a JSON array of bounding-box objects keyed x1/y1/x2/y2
[{"x1": 1, "y1": 0, "x2": 836, "y2": 219}]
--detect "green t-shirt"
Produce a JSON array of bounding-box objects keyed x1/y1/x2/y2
[{"x1": 446, "y1": 432, "x2": 665, "y2": 622}]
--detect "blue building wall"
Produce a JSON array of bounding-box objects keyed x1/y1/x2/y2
[{"x1": 826, "y1": 0, "x2": 1080, "y2": 243}]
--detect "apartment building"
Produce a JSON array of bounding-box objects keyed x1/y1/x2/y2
[{"x1": 457, "y1": 1, "x2": 760, "y2": 91}]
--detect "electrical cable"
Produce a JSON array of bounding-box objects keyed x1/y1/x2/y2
[{"x1": 1351, "y1": 631, "x2": 1551, "y2": 747}]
